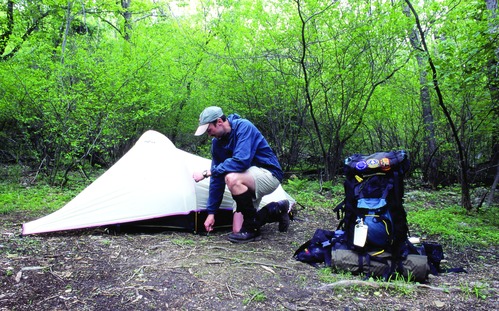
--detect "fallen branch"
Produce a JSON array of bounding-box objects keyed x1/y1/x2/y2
[
  {"x1": 219, "y1": 256, "x2": 292, "y2": 270},
  {"x1": 317, "y1": 279, "x2": 462, "y2": 293}
]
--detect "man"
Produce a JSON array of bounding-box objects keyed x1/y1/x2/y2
[{"x1": 192, "y1": 106, "x2": 290, "y2": 243}]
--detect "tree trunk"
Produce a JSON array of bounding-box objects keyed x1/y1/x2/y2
[
  {"x1": 405, "y1": 0, "x2": 473, "y2": 210},
  {"x1": 296, "y1": 0, "x2": 329, "y2": 179},
  {"x1": 406, "y1": 20, "x2": 440, "y2": 187},
  {"x1": 121, "y1": 0, "x2": 132, "y2": 42},
  {"x1": 487, "y1": 156, "x2": 499, "y2": 206},
  {"x1": 61, "y1": 1, "x2": 73, "y2": 64},
  {"x1": 486, "y1": 1, "x2": 499, "y2": 198}
]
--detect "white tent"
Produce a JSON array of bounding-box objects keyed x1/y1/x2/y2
[{"x1": 22, "y1": 130, "x2": 294, "y2": 235}]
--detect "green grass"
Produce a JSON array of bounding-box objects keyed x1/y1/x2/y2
[
  {"x1": 0, "y1": 182, "x2": 84, "y2": 214},
  {"x1": 285, "y1": 177, "x2": 343, "y2": 210},
  {"x1": 0, "y1": 165, "x2": 101, "y2": 214},
  {"x1": 243, "y1": 289, "x2": 266, "y2": 305},
  {"x1": 405, "y1": 189, "x2": 499, "y2": 247}
]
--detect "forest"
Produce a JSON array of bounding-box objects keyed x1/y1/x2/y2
[{"x1": 1, "y1": 0, "x2": 498, "y2": 210}]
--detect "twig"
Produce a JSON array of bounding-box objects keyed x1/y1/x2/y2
[
  {"x1": 226, "y1": 282, "x2": 233, "y2": 299},
  {"x1": 124, "y1": 266, "x2": 144, "y2": 283}
]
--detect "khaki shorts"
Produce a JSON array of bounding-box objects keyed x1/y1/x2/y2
[{"x1": 232, "y1": 166, "x2": 280, "y2": 211}]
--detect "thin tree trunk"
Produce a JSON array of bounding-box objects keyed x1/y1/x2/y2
[
  {"x1": 295, "y1": 0, "x2": 329, "y2": 179},
  {"x1": 121, "y1": 0, "x2": 132, "y2": 42},
  {"x1": 405, "y1": 0, "x2": 472, "y2": 210},
  {"x1": 61, "y1": 1, "x2": 73, "y2": 64},
  {"x1": 487, "y1": 158, "x2": 499, "y2": 206},
  {"x1": 486, "y1": 0, "x2": 499, "y2": 195},
  {"x1": 406, "y1": 18, "x2": 440, "y2": 187}
]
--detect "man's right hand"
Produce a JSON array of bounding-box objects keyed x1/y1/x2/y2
[
  {"x1": 204, "y1": 214, "x2": 215, "y2": 232},
  {"x1": 193, "y1": 171, "x2": 205, "y2": 183}
]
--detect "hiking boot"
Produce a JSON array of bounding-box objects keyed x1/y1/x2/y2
[
  {"x1": 277, "y1": 200, "x2": 291, "y2": 232},
  {"x1": 228, "y1": 229, "x2": 262, "y2": 243}
]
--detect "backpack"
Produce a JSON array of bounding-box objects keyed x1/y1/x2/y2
[
  {"x1": 293, "y1": 150, "x2": 466, "y2": 281},
  {"x1": 334, "y1": 150, "x2": 410, "y2": 256}
]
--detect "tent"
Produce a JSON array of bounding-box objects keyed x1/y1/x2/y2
[{"x1": 22, "y1": 130, "x2": 294, "y2": 235}]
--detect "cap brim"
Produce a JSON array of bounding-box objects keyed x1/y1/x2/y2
[{"x1": 194, "y1": 123, "x2": 209, "y2": 136}]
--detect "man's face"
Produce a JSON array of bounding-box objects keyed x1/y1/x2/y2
[{"x1": 206, "y1": 119, "x2": 222, "y2": 138}]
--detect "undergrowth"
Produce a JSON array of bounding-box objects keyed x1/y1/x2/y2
[
  {"x1": 0, "y1": 183, "x2": 83, "y2": 214},
  {"x1": 404, "y1": 188, "x2": 499, "y2": 247},
  {"x1": 0, "y1": 165, "x2": 100, "y2": 214}
]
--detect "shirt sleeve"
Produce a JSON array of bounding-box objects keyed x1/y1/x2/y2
[{"x1": 211, "y1": 121, "x2": 261, "y2": 176}]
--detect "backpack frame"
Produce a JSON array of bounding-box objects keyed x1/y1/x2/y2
[{"x1": 335, "y1": 150, "x2": 410, "y2": 257}]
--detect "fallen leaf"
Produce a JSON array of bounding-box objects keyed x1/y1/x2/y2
[{"x1": 15, "y1": 271, "x2": 22, "y2": 283}]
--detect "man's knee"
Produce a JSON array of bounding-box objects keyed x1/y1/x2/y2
[
  {"x1": 226, "y1": 172, "x2": 253, "y2": 195},
  {"x1": 225, "y1": 173, "x2": 240, "y2": 190}
]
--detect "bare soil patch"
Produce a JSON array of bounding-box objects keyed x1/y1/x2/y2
[{"x1": 1, "y1": 207, "x2": 497, "y2": 311}]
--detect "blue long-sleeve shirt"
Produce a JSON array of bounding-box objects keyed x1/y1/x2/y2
[{"x1": 206, "y1": 114, "x2": 283, "y2": 214}]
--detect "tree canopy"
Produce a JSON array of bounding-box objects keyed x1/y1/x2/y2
[{"x1": 1, "y1": 0, "x2": 497, "y2": 208}]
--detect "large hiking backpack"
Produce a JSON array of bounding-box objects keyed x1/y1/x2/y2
[
  {"x1": 334, "y1": 150, "x2": 410, "y2": 256},
  {"x1": 294, "y1": 151, "x2": 466, "y2": 281}
]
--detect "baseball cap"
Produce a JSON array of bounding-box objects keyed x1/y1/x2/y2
[{"x1": 194, "y1": 106, "x2": 224, "y2": 136}]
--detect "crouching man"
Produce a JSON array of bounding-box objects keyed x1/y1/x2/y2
[{"x1": 192, "y1": 106, "x2": 291, "y2": 243}]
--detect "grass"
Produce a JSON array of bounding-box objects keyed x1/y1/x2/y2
[
  {"x1": 0, "y1": 182, "x2": 84, "y2": 214},
  {"x1": 285, "y1": 177, "x2": 343, "y2": 212},
  {"x1": 317, "y1": 267, "x2": 417, "y2": 296},
  {"x1": 171, "y1": 237, "x2": 196, "y2": 247},
  {"x1": 405, "y1": 188, "x2": 499, "y2": 247},
  {"x1": 243, "y1": 289, "x2": 266, "y2": 305},
  {"x1": 0, "y1": 165, "x2": 102, "y2": 214}
]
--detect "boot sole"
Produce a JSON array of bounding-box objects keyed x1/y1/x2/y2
[{"x1": 228, "y1": 235, "x2": 262, "y2": 243}]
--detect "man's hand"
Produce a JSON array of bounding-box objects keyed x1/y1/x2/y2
[
  {"x1": 193, "y1": 171, "x2": 204, "y2": 183},
  {"x1": 193, "y1": 170, "x2": 210, "y2": 183},
  {"x1": 204, "y1": 214, "x2": 215, "y2": 232}
]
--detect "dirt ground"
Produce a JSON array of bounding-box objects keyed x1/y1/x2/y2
[{"x1": 1, "y1": 207, "x2": 498, "y2": 311}]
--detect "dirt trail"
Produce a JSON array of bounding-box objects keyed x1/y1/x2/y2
[{"x1": 1, "y1": 209, "x2": 497, "y2": 311}]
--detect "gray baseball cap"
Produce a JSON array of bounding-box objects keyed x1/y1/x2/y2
[{"x1": 194, "y1": 106, "x2": 224, "y2": 136}]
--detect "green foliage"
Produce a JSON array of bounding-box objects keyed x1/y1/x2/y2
[
  {"x1": 0, "y1": 183, "x2": 82, "y2": 214},
  {"x1": 406, "y1": 191, "x2": 499, "y2": 247},
  {"x1": 0, "y1": 165, "x2": 94, "y2": 214},
  {"x1": 284, "y1": 177, "x2": 339, "y2": 210},
  {"x1": 460, "y1": 280, "x2": 490, "y2": 300}
]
